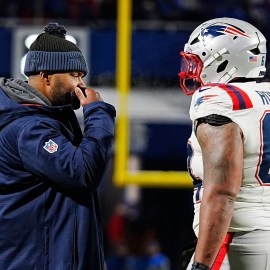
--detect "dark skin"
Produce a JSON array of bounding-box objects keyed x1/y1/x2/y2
[
  {"x1": 194, "y1": 121, "x2": 243, "y2": 267},
  {"x1": 28, "y1": 71, "x2": 102, "y2": 108}
]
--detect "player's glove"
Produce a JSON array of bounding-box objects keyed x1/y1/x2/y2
[
  {"x1": 191, "y1": 261, "x2": 210, "y2": 270},
  {"x1": 178, "y1": 238, "x2": 197, "y2": 270}
]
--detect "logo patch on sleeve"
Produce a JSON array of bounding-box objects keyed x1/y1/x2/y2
[{"x1": 43, "y1": 139, "x2": 58, "y2": 153}]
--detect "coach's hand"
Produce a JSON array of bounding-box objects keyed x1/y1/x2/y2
[{"x1": 75, "y1": 87, "x2": 103, "y2": 107}]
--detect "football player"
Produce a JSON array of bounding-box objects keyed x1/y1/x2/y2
[{"x1": 179, "y1": 17, "x2": 270, "y2": 270}]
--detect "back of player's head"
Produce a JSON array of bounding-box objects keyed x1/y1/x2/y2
[{"x1": 179, "y1": 17, "x2": 267, "y2": 95}]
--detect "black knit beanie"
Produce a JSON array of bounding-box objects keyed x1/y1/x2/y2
[{"x1": 24, "y1": 22, "x2": 88, "y2": 76}]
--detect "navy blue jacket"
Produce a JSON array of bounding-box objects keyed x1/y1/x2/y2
[{"x1": 0, "y1": 84, "x2": 116, "y2": 270}]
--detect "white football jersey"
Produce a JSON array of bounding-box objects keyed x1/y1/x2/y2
[{"x1": 188, "y1": 81, "x2": 270, "y2": 236}]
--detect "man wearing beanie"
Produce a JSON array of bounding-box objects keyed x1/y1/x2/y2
[{"x1": 0, "y1": 22, "x2": 116, "y2": 270}]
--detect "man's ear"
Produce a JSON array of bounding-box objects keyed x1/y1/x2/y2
[{"x1": 40, "y1": 71, "x2": 50, "y2": 85}]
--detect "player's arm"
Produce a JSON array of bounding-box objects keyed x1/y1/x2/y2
[{"x1": 193, "y1": 117, "x2": 243, "y2": 268}]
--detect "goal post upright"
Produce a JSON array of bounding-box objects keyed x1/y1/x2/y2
[{"x1": 114, "y1": 0, "x2": 192, "y2": 188}]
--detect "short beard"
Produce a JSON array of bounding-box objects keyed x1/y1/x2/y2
[
  {"x1": 70, "y1": 91, "x2": 80, "y2": 110},
  {"x1": 50, "y1": 81, "x2": 81, "y2": 110}
]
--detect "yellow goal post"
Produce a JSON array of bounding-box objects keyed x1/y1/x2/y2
[{"x1": 113, "y1": 0, "x2": 192, "y2": 188}]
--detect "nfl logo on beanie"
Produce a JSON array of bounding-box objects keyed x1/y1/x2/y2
[{"x1": 24, "y1": 22, "x2": 88, "y2": 76}]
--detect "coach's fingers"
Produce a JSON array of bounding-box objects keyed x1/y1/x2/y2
[
  {"x1": 75, "y1": 87, "x2": 103, "y2": 106},
  {"x1": 84, "y1": 88, "x2": 103, "y2": 102},
  {"x1": 94, "y1": 91, "x2": 103, "y2": 101},
  {"x1": 75, "y1": 87, "x2": 88, "y2": 105}
]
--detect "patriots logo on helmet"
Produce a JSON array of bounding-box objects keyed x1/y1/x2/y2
[
  {"x1": 43, "y1": 139, "x2": 58, "y2": 154},
  {"x1": 201, "y1": 24, "x2": 250, "y2": 39}
]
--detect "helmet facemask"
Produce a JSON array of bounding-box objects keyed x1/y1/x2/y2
[{"x1": 179, "y1": 52, "x2": 204, "y2": 95}]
